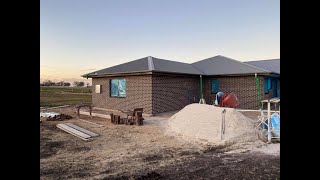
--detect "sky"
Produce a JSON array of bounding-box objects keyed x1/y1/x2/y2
[{"x1": 40, "y1": 0, "x2": 280, "y2": 84}]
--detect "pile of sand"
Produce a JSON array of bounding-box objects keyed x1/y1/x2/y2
[{"x1": 166, "y1": 104, "x2": 256, "y2": 145}]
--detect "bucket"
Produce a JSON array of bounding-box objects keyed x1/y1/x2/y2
[{"x1": 222, "y1": 92, "x2": 240, "y2": 108}]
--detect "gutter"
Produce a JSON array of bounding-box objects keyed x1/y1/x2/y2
[
  {"x1": 82, "y1": 70, "x2": 205, "y2": 78},
  {"x1": 82, "y1": 70, "x2": 278, "y2": 79}
]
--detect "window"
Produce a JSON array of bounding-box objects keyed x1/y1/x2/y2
[
  {"x1": 95, "y1": 85, "x2": 101, "y2": 93},
  {"x1": 264, "y1": 77, "x2": 280, "y2": 98},
  {"x1": 110, "y1": 79, "x2": 126, "y2": 97},
  {"x1": 264, "y1": 77, "x2": 271, "y2": 94},
  {"x1": 211, "y1": 79, "x2": 219, "y2": 94}
]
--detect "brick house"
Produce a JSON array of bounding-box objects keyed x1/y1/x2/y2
[
  {"x1": 82, "y1": 55, "x2": 280, "y2": 115},
  {"x1": 192, "y1": 56, "x2": 280, "y2": 109}
]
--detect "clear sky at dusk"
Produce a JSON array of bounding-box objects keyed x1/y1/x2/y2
[{"x1": 40, "y1": 0, "x2": 280, "y2": 84}]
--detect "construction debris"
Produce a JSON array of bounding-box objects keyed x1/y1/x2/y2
[
  {"x1": 46, "y1": 114, "x2": 73, "y2": 121},
  {"x1": 40, "y1": 112, "x2": 60, "y2": 118},
  {"x1": 57, "y1": 123, "x2": 99, "y2": 141}
]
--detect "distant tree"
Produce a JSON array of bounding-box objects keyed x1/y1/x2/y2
[
  {"x1": 56, "y1": 81, "x2": 64, "y2": 86},
  {"x1": 78, "y1": 81, "x2": 85, "y2": 87},
  {"x1": 43, "y1": 80, "x2": 55, "y2": 86},
  {"x1": 50, "y1": 81, "x2": 56, "y2": 86},
  {"x1": 73, "y1": 81, "x2": 85, "y2": 87},
  {"x1": 63, "y1": 82, "x2": 71, "y2": 87}
]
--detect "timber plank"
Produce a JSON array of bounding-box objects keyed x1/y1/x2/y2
[
  {"x1": 65, "y1": 123, "x2": 99, "y2": 137},
  {"x1": 57, "y1": 124, "x2": 92, "y2": 141}
]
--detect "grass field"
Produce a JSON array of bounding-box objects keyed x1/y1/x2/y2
[{"x1": 40, "y1": 86, "x2": 92, "y2": 107}]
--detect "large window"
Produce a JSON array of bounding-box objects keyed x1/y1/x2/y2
[{"x1": 110, "y1": 79, "x2": 126, "y2": 97}]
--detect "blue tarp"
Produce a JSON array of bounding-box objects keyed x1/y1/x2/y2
[{"x1": 271, "y1": 113, "x2": 280, "y2": 137}]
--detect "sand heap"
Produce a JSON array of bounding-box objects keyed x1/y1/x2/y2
[{"x1": 166, "y1": 103, "x2": 256, "y2": 144}]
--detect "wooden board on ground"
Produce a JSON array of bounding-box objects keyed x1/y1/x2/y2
[
  {"x1": 65, "y1": 123, "x2": 99, "y2": 137},
  {"x1": 57, "y1": 124, "x2": 93, "y2": 141}
]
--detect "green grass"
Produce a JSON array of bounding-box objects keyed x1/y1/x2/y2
[
  {"x1": 40, "y1": 86, "x2": 92, "y2": 107},
  {"x1": 40, "y1": 86, "x2": 92, "y2": 93}
]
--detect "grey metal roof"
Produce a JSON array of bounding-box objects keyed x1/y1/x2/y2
[
  {"x1": 82, "y1": 55, "x2": 278, "y2": 78},
  {"x1": 152, "y1": 57, "x2": 204, "y2": 75},
  {"x1": 191, "y1": 55, "x2": 271, "y2": 76},
  {"x1": 245, "y1": 59, "x2": 280, "y2": 74},
  {"x1": 83, "y1": 57, "x2": 149, "y2": 77},
  {"x1": 83, "y1": 56, "x2": 203, "y2": 77}
]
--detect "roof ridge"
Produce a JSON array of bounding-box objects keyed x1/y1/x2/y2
[
  {"x1": 191, "y1": 55, "x2": 224, "y2": 64},
  {"x1": 147, "y1": 56, "x2": 155, "y2": 71},
  {"x1": 190, "y1": 64, "x2": 206, "y2": 75},
  {"x1": 152, "y1": 56, "x2": 194, "y2": 65},
  {"x1": 149, "y1": 56, "x2": 204, "y2": 74}
]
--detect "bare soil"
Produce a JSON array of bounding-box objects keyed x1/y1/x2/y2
[{"x1": 40, "y1": 107, "x2": 279, "y2": 180}]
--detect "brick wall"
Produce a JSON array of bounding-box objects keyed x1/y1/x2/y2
[
  {"x1": 92, "y1": 75, "x2": 153, "y2": 114},
  {"x1": 92, "y1": 74, "x2": 265, "y2": 114},
  {"x1": 92, "y1": 74, "x2": 200, "y2": 115},
  {"x1": 152, "y1": 74, "x2": 200, "y2": 114},
  {"x1": 203, "y1": 76, "x2": 264, "y2": 109}
]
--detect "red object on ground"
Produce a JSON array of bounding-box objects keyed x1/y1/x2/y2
[
  {"x1": 222, "y1": 92, "x2": 240, "y2": 108},
  {"x1": 219, "y1": 94, "x2": 227, "y2": 107}
]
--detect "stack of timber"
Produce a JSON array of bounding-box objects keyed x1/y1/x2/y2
[{"x1": 57, "y1": 123, "x2": 99, "y2": 141}]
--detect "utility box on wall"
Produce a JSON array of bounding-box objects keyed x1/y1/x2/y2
[{"x1": 95, "y1": 85, "x2": 101, "y2": 93}]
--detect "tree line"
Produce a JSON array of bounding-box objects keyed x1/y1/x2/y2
[{"x1": 40, "y1": 80, "x2": 90, "y2": 87}]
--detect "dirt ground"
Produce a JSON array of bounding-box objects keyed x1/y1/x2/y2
[{"x1": 40, "y1": 107, "x2": 279, "y2": 179}]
